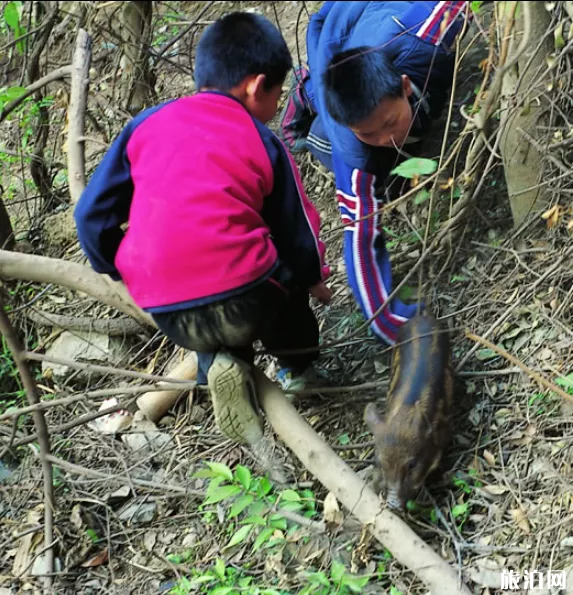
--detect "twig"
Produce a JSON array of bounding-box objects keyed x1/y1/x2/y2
[
  {"x1": 0, "y1": 65, "x2": 72, "y2": 123},
  {"x1": 68, "y1": 29, "x2": 92, "y2": 205},
  {"x1": 466, "y1": 333, "x2": 573, "y2": 405},
  {"x1": 0, "y1": 383, "x2": 196, "y2": 422},
  {"x1": 22, "y1": 351, "x2": 198, "y2": 385},
  {"x1": 0, "y1": 298, "x2": 54, "y2": 590},
  {"x1": 455, "y1": 245, "x2": 573, "y2": 371},
  {"x1": 26, "y1": 309, "x2": 146, "y2": 336},
  {"x1": 43, "y1": 454, "x2": 204, "y2": 497},
  {"x1": 8, "y1": 400, "x2": 137, "y2": 449}
]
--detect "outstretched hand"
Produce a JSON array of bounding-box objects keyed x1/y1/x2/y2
[{"x1": 309, "y1": 281, "x2": 332, "y2": 305}]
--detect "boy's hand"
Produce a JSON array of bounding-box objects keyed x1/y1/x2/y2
[{"x1": 309, "y1": 281, "x2": 332, "y2": 305}]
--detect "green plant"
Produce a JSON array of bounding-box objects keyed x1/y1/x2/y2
[
  {"x1": 2, "y1": 1, "x2": 27, "y2": 54},
  {"x1": 192, "y1": 462, "x2": 316, "y2": 553},
  {"x1": 300, "y1": 560, "x2": 371, "y2": 595},
  {"x1": 168, "y1": 558, "x2": 287, "y2": 594}
]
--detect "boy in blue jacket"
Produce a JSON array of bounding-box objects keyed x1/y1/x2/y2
[{"x1": 280, "y1": 1, "x2": 474, "y2": 345}]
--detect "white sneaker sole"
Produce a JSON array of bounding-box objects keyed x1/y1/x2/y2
[{"x1": 207, "y1": 354, "x2": 264, "y2": 445}]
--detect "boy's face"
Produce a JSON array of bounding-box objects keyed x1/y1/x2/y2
[
  {"x1": 350, "y1": 75, "x2": 414, "y2": 149},
  {"x1": 248, "y1": 80, "x2": 284, "y2": 123}
]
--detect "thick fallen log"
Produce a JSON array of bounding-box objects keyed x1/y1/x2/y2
[
  {"x1": 137, "y1": 351, "x2": 198, "y2": 422},
  {"x1": 0, "y1": 249, "x2": 153, "y2": 327},
  {"x1": 253, "y1": 368, "x2": 472, "y2": 595}
]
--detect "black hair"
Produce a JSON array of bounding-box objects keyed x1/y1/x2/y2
[
  {"x1": 323, "y1": 47, "x2": 404, "y2": 126},
  {"x1": 194, "y1": 12, "x2": 293, "y2": 92}
]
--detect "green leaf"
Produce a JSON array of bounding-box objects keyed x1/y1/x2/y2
[
  {"x1": 4, "y1": 2, "x2": 20, "y2": 31},
  {"x1": 390, "y1": 157, "x2": 438, "y2": 179},
  {"x1": 247, "y1": 500, "x2": 265, "y2": 517},
  {"x1": 224, "y1": 524, "x2": 253, "y2": 549},
  {"x1": 234, "y1": 465, "x2": 252, "y2": 490},
  {"x1": 476, "y1": 348, "x2": 498, "y2": 361},
  {"x1": 554, "y1": 21, "x2": 565, "y2": 51},
  {"x1": 414, "y1": 189, "x2": 430, "y2": 205},
  {"x1": 280, "y1": 489, "x2": 301, "y2": 502},
  {"x1": 452, "y1": 502, "x2": 469, "y2": 518},
  {"x1": 0, "y1": 86, "x2": 27, "y2": 104},
  {"x1": 229, "y1": 494, "x2": 254, "y2": 518},
  {"x1": 390, "y1": 587, "x2": 404, "y2": 595},
  {"x1": 330, "y1": 560, "x2": 346, "y2": 583},
  {"x1": 342, "y1": 575, "x2": 370, "y2": 593},
  {"x1": 279, "y1": 501, "x2": 304, "y2": 513},
  {"x1": 307, "y1": 571, "x2": 330, "y2": 587},
  {"x1": 555, "y1": 373, "x2": 573, "y2": 389},
  {"x1": 210, "y1": 588, "x2": 235, "y2": 595},
  {"x1": 257, "y1": 476, "x2": 273, "y2": 497},
  {"x1": 253, "y1": 527, "x2": 275, "y2": 552},
  {"x1": 470, "y1": 1, "x2": 483, "y2": 13},
  {"x1": 214, "y1": 558, "x2": 226, "y2": 580},
  {"x1": 269, "y1": 515, "x2": 288, "y2": 531},
  {"x1": 241, "y1": 515, "x2": 267, "y2": 526},
  {"x1": 204, "y1": 484, "x2": 242, "y2": 505},
  {"x1": 206, "y1": 462, "x2": 234, "y2": 482}
]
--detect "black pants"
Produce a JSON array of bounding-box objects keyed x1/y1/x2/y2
[{"x1": 152, "y1": 280, "x2": 320, "y2": 384}]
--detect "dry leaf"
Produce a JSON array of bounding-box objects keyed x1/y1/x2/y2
[
  {"x1": 541, "y1": 205, "x2": 561, "y2": 229},
  {"x1": 483, "y1": 484, "x2": 508, "y2": 496},
  {"x1": 144, "y1": 532, "x2": 157, "y2": 552},
  {"x1": 440, "y1": 177, "x2": 455, "y2": 190},
  {"x1": 511, "y1": 507, "x2": 530, "y2": 534},
  {"x1": 81, "y1": 549, "x2": 109, "y2": 568},
  {"x1": 70, "y1": 505, "x2": 84, "y2": 530},
  {"x1": 483, "y1": 450, "x2": 496, "y2": 466},
  {"x1": 323, "y1": 492, "x2": 344, "y2": 525},
  {"x1": 478, "y1": 58, "x2": 489, "y2": 73}
]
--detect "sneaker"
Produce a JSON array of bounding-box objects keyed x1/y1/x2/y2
[
  {"x1": 207, "y1": 353, "x2": 264, "y2": 445},
  {"x1": 276, "y1": 365, "x2": 330, "y2": 393},
  {"x1": 279, "y1": 65, "x2": 315, "y2": 154}
]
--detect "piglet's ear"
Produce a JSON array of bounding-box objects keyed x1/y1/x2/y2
[{"x1": 364, "y1": 403, "x2": 383, "y2": 433}]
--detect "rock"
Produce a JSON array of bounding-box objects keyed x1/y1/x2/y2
[
  {"x1": 118, "y1": 501, "x2": 156, "y2": 525},
  {"x1": 42, "y1": 330, "x2": 132, "y2": 383}
]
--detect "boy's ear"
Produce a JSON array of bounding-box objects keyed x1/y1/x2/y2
[
  {"x1": 245, "y1": 73, "x2": 267, "y2": 100},
  {"x1": 402, "y1": 74, "x2": 412, "y2": 98}
]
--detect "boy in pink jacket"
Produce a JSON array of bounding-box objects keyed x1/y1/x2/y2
[{"x1": 74, "y1": 12, "x2": 331, "y2": 445}]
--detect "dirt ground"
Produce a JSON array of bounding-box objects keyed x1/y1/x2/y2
[{"x1": 1, "y1": 2, "x2": 573, "y2": 595}]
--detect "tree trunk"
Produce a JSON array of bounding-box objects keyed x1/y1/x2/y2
[
  {"x1": 121, "y1": 1, "x2": 154, "y2": 115},
  {"x1": 0, "y1": 196, "x2": 15, "y2": 251},
  {"x1": 497, "y1": 1, "x2": 553, "y2": 227}
]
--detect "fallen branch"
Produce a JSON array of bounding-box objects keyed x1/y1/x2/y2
[
  {"x1": 466, "y1": 332, "x2": 573, "y2": 405},
  {"x1": 0, "y1": 249, "x2": 153, "y2": 327},
  {"x1": 22, "y1": 351, "x2": 197, "y2": 385},
  {"x1": 0, "y1": 65, "x2": 72, "y2": 124},
  {"x1": 27, "y1": 309, "x2": 146, "y2": 336},
  {"x1": 43, "y1": 454, "x2": 204, "y2": 497},
  {"x1": 137, "y1": 351, "x2": 198, "y2": 423},
  {"x1": 10, "y1": 399, "x2": 139, "y2": 449},
  {"x1": 0, "y1": 382, "x2": 197, "y2": 422},
  {"x1": 253, "y1": 369, "x2": 472, "y2": 595},
  {"x1": 67, "y1": 29, "x2": 92, "y2": 205},
  {"x1": 0, "y1": 298, "x2": 54, "y2": 590}
]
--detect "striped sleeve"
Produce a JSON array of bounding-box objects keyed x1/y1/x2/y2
[
  {"x1": 400, "y1": 1, "x2": 472, "y2": 48},
  {"x1": 332, "y1": 151, "x2": 420, "y2": 345}
]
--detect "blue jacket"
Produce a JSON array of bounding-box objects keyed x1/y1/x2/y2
[
  {"x1": 301, "y1": 1, "x2": 472, "y2": 345},
  {"x1": 307, "y1": 1, "x2": 470, "y2": 173}
]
